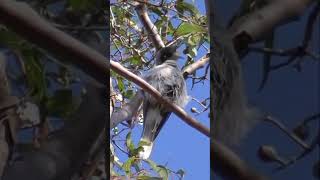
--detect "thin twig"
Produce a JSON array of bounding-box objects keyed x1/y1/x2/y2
[{"x1": 264, "y1": 116, "x2": 310, "y2": 150}]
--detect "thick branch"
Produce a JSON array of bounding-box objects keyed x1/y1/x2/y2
[
  {"x1": 135, "y1": 3, "x2": 165, "y2": 50},
  {"x1": 0, "y1": 0, "x2": 107, "y2": 84},
  {"x1": 110, "y1": 90, "x2": 143, "y2": 129},
  {"x1": 231, "y1": 0, "x2": 314, "y2": 50},
  {"x1": 211, "y1": 140, "x2": 268, "y2": 180}
]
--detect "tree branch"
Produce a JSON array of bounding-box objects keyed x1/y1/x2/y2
[
  {"x1": 231, "y1": 0, "x2": 314, "y2": 51},
  {"x1": 0, "y1": 0, "x2": 107, "y2": 84},
  {"x1": 211, "y1": 140, "x2": 268, "y2": 180},
  {"x1": 135, "y1": 3, "x2": 165, "y2": 50},
  {"x1": 182, "y1": 54, "x2": 210, "y2": 78}
]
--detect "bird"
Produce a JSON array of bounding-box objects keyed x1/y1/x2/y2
[
  {"x1": 138, "y1": 45, "x2": 189, "y2": 159},
  {"x1": 211, "y1": 25, "x2": 261, "y2": 146}
]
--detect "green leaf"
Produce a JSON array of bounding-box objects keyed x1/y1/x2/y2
[
  {"x1": 112, "y1": 6, "x2": 132, "y2": 24},
  {"x1": 46, "y1": 89, "x2": 78, "y2": 118},
  {"x1": 117, "y1": 77, "x2": 125, "y2": 93},
  {"x1": 156, "y1": 165, "x2": 169, "y2": 180},
  {"x1": 137, "y1": 176, "x2": 163, "y2": 180},
  {"x1": 126, "y1": 56, "x2": 142, "y2": 66},
  {"x1": 176, "y1": 22, "x2": 206, "y2": 36},
  {"x1": 187, "y1": 35, "x2": 198, "y2": 46},
  {"x1": 123, "y1": 89, "x2": 135, "y2": 99},
  {"x1": 22, "y1": 48, "x2": 48, "y2": 102},
  {"x1": 0, "y1": 29, "x2": 49, "y2": 103},
  {"x1": 122, "y1": 157, "x2": 136, "y2": 175},
  {"x1": 175, "y1": 1, "x2": 200, "y2": 18},
  {"x1": 145, "y1": 159, "x2": 169, "y2": 180},
  {"x1": 167, "y1": 21, "x2": 175, "y2": 35},
  {"x1": 145, "y1": 159, "x2": 158, "y2": 172},
  {"x1": 126, "y1": 132, "x2": 135, "y2": 153},
  {"x1": 154, "y1": 19, "x2": 164, "y2": 31}
]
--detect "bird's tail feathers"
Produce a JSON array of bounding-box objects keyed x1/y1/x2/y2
[
  {"x1": 213, "y1": 75, "x2": 262, "y2": 145},
  {"x1": 138, "y1": 138, "x2": 154, "y2": 159}
]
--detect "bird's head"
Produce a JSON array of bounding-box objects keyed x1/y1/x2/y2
[{"x1": 155, "y1": 45, "x2": 181, "y2": 65}]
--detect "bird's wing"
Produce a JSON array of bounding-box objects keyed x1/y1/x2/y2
[
  {"x1": 141, "y1": 99, "x2": 171, "y2": 142},
  {"x1": 139, "y1": 99, "x2": 171, "y2": 159}
]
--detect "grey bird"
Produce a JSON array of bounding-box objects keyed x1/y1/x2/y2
[
  {"x1": 212, "y1": 25, "x2": 261, "y2": 145},
  {"x1": 138, "y1": 45, "x2": 189, "y2": 159}
]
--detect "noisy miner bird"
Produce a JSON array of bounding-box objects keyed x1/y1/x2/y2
[
  {"x1": 138, "y1": 45, "x2": 189, "y2": 159},
  {"x1": 212, "y1": 24, "x2": 261, "y2": 145}
]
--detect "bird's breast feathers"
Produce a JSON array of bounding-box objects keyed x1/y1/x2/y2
[{"x1": 142, "y1": 64, "x2": 189, "y2": 107}]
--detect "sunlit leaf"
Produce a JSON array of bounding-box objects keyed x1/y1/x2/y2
[
  {"x1": 176, "y1": 22, "x2": 206, "y2": 36},
  {"x1": 156, "y1": 165, "x2": 169, "y2": 180},
  {"x1": 145, "y1": 159, "x2": 169, "y2": 180},
  {"x1": 126, "y1": 56, "x2": 142, "y2": 66},
  {"x1": 126, "y1": 132, "x2": 135, "y2": 152},
  {"x1": 122, "y1": 157, "x2": 136, "y2": 175},
  {"x1": 117, "y1": 76, "x2": 125, "y2": 93}
]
